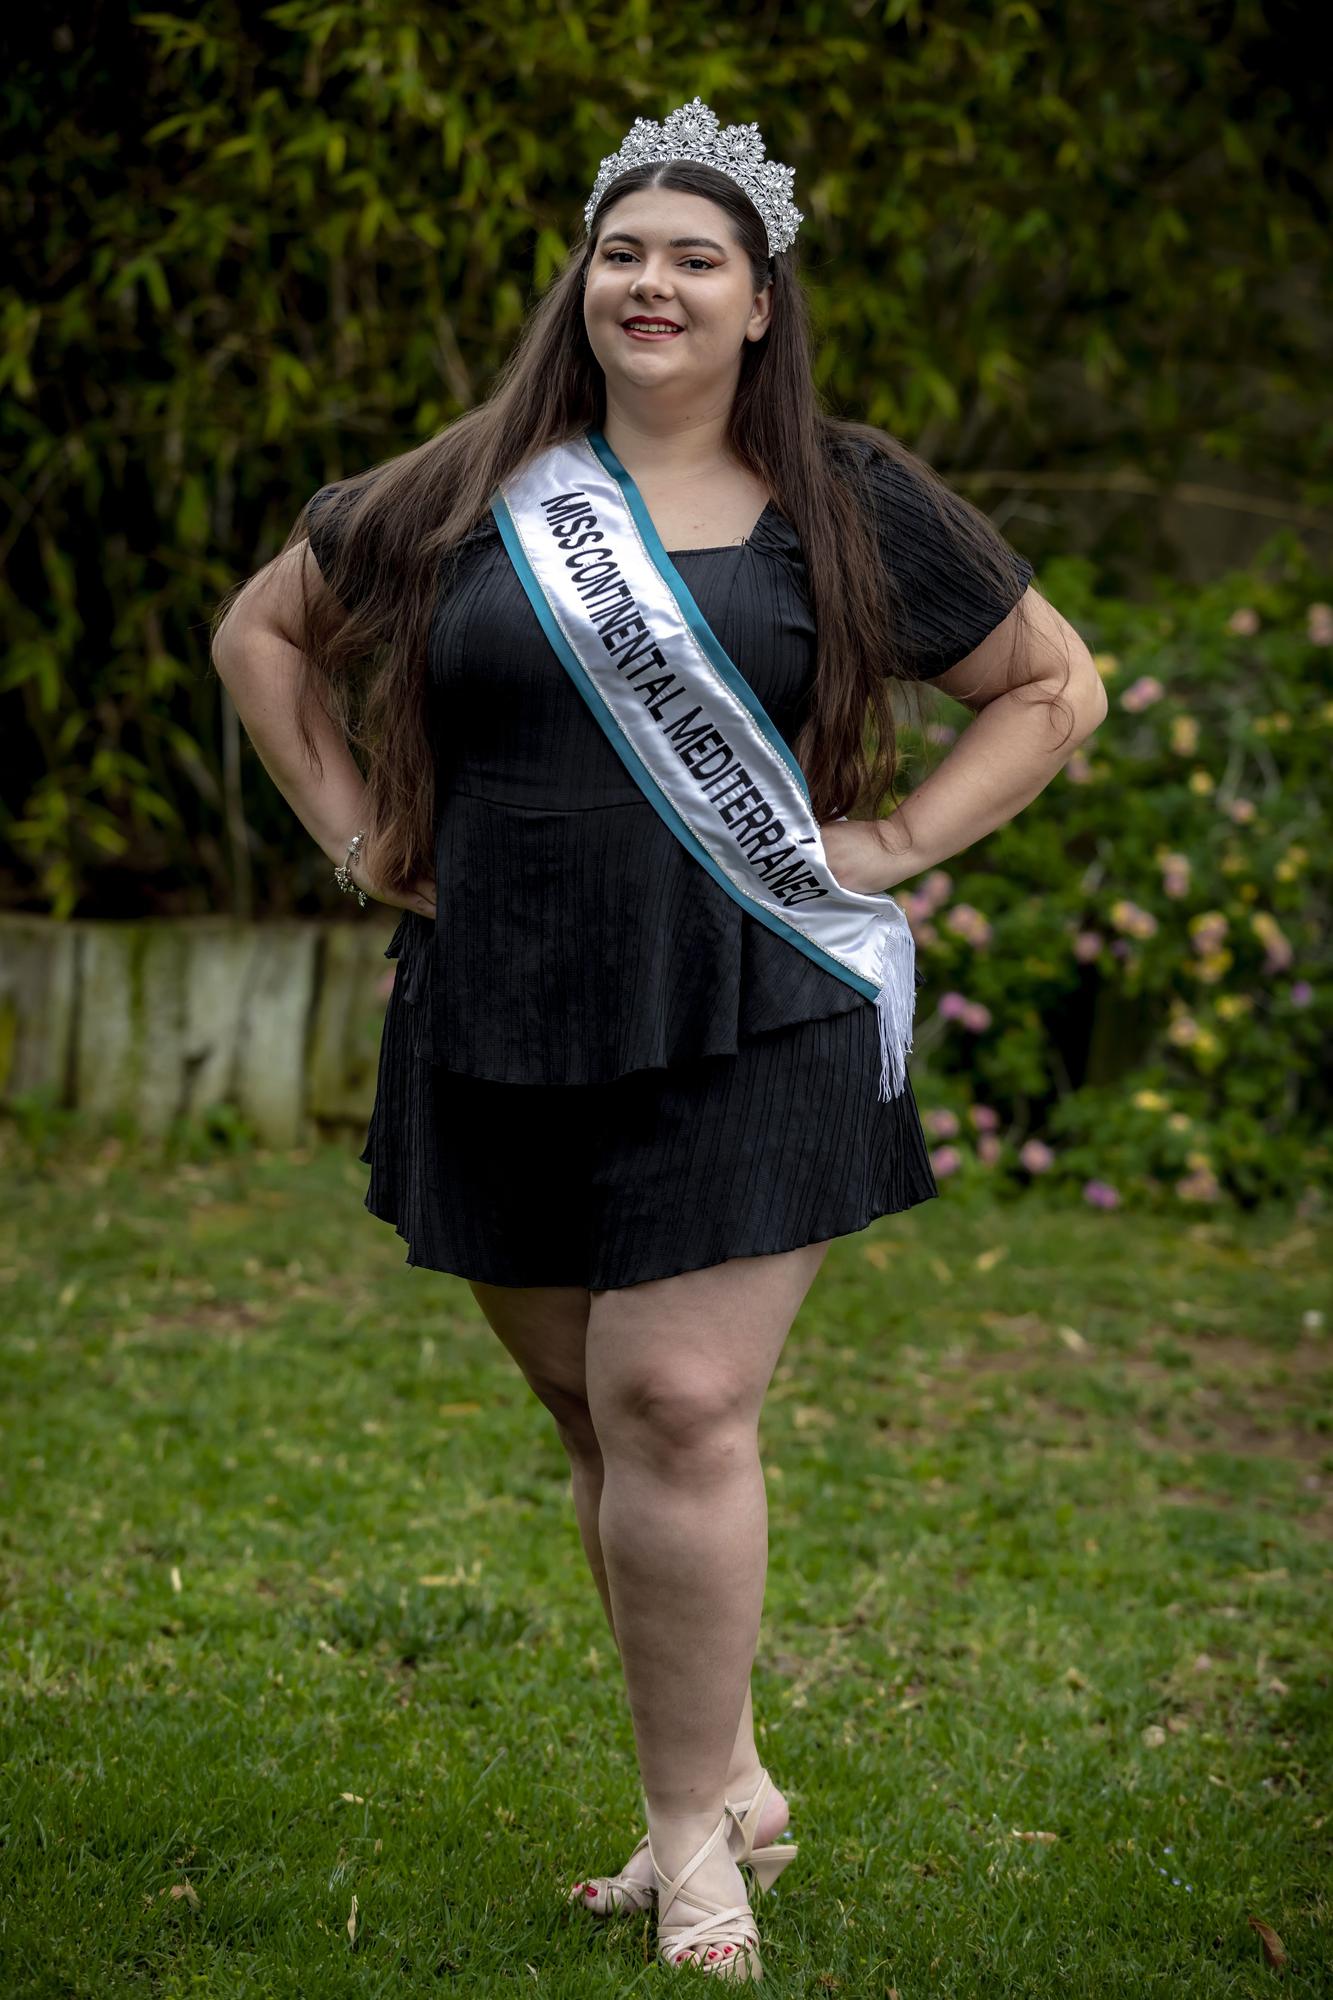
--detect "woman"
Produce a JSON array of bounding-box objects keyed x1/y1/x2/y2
[{"x1": 212, "y1": 100, "x2": 1107, "y2": 1981}]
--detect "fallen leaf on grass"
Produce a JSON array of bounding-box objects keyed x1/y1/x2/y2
[
  {"x1": 1142, "y1": 1724, "x2": 1167, "y2": 1747},
  {"x1": 338, "y1": 1792, "x2": 366, "y2": 1805},
  {"x1": 168, "y1": 1883, "x2": 199, "y2": 1908},
  {"x1": 793, "y1": 1405, "x2": 837, "y2": 1430},
  {"x1": 347, "y1": 1893, "x2": 358, "y2": 1945},
  {"x1": 1056, "y1": 1325, "x2": 1089, "y2": 1352},
  {"x1": 1010, "y1": 1829, "x2": 1058, "y2": 1843},
  {"x1": 438, "y1": 1402, "x2": 482, "y2": 1416},
  {"x1": 975, "y1": 1246, "x2": 1007, "y2": 1270},
  {"x1": 1247, "y1": 1915, "x2": 1286, "y2": 1968}
]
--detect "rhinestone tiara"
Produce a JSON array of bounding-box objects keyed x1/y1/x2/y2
[{"x1": 583, "y1": 97, "x2": 804, "y2": 259}]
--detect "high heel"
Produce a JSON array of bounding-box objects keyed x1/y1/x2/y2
[
  {"x1": 650, "y1": 1810, "x2": 762, "y2": 1980},
  {"x1": 724, "y1": 1769, "x2": 799, "y2": 1896},
  {"x1": 569, "y1": 1766, "x2": 796, "y2": 1918}
]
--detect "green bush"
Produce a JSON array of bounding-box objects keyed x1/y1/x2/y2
[{"x1": 903, "y1": 534, "x2": 1330, "y2": 1211}]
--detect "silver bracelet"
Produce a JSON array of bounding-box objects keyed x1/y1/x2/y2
[{"x1": 334, "y1": 828, "x2": 368, "y2": 907}]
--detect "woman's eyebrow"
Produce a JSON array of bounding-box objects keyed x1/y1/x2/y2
[{"x1": 601, "y1": 231, "x2": 728, "y2": 254}]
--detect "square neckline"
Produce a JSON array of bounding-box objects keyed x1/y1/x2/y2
[{"x1": 664, "y1": 497, "x2": 779, "y2": 557}]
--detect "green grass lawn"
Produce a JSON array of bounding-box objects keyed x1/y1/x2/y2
[{"x1": 1, "y1": 1127, "x2": 1329, "y2": 1998}]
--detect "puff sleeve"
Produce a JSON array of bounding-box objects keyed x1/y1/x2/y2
[
  {"x1": 855, "y1": 445, "x2": 1034, "y2": 680},
  {"x1": 305, "y1": 482, "x2": 380, "y2": 615}
]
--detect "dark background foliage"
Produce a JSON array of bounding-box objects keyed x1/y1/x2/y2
[{"x1": 3, "y1": 0, "x2": 1329, "y2": 926}]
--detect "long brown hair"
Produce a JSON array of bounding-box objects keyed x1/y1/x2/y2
[{"x1": 215, "y1": 158, "x2": 1068, "y2": 897}]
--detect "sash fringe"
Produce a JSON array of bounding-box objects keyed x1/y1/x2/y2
[{"x1": 874, "y1": 920, "x2": 917, "y2": 1102}]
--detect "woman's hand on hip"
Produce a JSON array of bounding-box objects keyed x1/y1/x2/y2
[{"x1": 348, "y1": 830, "x2": 437, "y2": 919}]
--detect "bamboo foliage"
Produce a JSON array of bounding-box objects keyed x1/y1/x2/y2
[{"x1": 3, "y1": 3, "x2": 1329, "y2": 917}]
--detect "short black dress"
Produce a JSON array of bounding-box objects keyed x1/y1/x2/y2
[{"x1": 307, "y1": 442, "x2": 1033, "y2": 1291}]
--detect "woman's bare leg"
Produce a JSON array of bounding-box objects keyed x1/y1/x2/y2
[
  {"x1": 466, "y1": 1278, "x2": 794, "y2": 1876},
  {"x1": 583, "y1": 1240, "x2": 831, "y2": 1956}
]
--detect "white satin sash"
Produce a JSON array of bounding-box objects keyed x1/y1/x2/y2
[{"x1": 490, "y1": 427, "x2": 917, "y2": 1100}]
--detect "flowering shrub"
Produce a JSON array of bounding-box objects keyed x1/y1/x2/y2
[{"x1": 900, "y1": 534, "x2": 1330, "y2": 1212}]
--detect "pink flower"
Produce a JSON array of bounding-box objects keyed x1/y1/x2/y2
[
  {"x1": 1189, "y1": 912, "x2": 1228, "y2": 956},
  {"x1": 1083, "y1": 1179, "x2": 1122, "y2": 1209},
  {"x1": 1122, "y1": 675, "x2": 1165, "y2": 712},
  {"x1": 1176, "y1": 1168, "x2": 1221, "y2": 1203},
  {"x1": 930, "y1": 1145, "x2": 962, "y2": 1177},
  {"x1": 1019, "y1": 1139, "x2": 1054, "y2": 1173},
  {"x1": 938, "y1": 990, "x2": 970, "y2": 1021},
  {"x1": 944, "y1": 902, "x2": 993, "y2": 948},
  {"x1": 921, "y1": 870, "x2": 954, "y2": 913},
  {"x1": 1073, "y1": 930, "x2": 1103, "y2": 963},
  {"x1": 1064, "y1": 751, "x2": 1093, "y2": 784},
  {"x1": 1224, "y1": 797, "x2": 1256, "y2": 824},
  {"x1": 1291, "y1": 980, "x2": 1313, "y2": 1008},
  {"x1": 924, "y1": 1107, "x2": 960, "y2": 1138},
  {"x1": 1159, "y1": 852, "x2": 1191, "y2": 899},
  {"x1": 969, "y1": 1103, "x2": 1000, "y2": 1132},
  {"x1": 977, "y1": 1133, "x2": 1002, "y2": 1165},
  {"x1": 961, "y1": 1001, "x2": 992, "y2": 1032},
  {"x1": 1306, "y1": 602, "x2": 1333, "y2": 646},
  {"x1": 1226, "y1": 606, "x2": 1260, "y2": 636}
]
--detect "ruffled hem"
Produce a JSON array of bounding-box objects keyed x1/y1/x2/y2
[{"x1": 355, "y1": 963, "x2": 940, "y2": 1288}]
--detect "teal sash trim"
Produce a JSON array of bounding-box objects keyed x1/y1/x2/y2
[
  {"x1": 490, "y1": 484, "x2": 879, "y2": 1002},
  {"x1": 582, "y1": 426, "x2": 813, "y2": 802}
]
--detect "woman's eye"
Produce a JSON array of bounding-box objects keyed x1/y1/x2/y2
[{"x1": 604, "y1": 251, "x2": 711, "y2": 271}]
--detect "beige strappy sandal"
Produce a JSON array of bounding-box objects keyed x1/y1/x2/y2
[
  {"x1": 570, "y1": 1767, "x2": 798, "y2": 1917},
  {"x1": 650, "y1": 1809, "x2": 762, "y2": 1979},
  {"x1": 725, "y1": 1768, "x2": 800, "y2": 1895}
]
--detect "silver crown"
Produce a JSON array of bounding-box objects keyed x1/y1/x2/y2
[{"x1": 583, "y1": 97, "x2": 804, "y2": 259}]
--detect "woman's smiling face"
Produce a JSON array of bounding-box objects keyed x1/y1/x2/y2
[{"x1": 583, "y1": 186, "x2": 772, "y2": 398}]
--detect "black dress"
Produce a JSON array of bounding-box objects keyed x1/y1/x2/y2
[{"x1": 307, "y1": 442, "x2": 1033, "y2": 1290}]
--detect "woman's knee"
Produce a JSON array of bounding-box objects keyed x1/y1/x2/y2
[{"x1": 594, "y1": 1366, "x2": 758, "y2": 1473}]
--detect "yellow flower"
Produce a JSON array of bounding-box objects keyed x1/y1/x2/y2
[
  {"x1": 1193, "y1": 1029, "x2": 1220, "y2": 1056},
  {"x1": 1186, "y1": 1150, "x2": 1214, "y2": 1172},
  {"x1": 1133, "y1": 1089, "x2": 1169, "y2": 1112},
  {"x1": 1167, "y1": 1112, "x2": 1193, "y2": 1132},
  {"x1": 1220, "y1": 851, "x2": 1247, "y2": 875},
  {"x1": 1093, "y1": 652, "x2": 1119, "y2": 679},
  {"x1": 1215, "y1": 993, "x2": 1253, "y2": 1020},
  {"x1": 1189, "y1": 768, "x2": 1215, "y2": 794},
  {"x1": 1170, "y1": 715, "x2": 1199, "y2": 755},
  {"x1": 1192, "y1": 951, "x2": 1234, "y2": 982},
  {"x1": 1237, "y1": 882, "x2": 1258, "y2": 904}
]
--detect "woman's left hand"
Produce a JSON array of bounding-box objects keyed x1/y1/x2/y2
[{"x1": 818, "y1": 818, "x2": 907, "y2": 896}]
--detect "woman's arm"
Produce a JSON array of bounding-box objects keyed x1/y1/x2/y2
[
  {"x1": 210, "y1": 545, "x2": 436, "y2": 916},
  {"x1": 824, "y1": 586, "x2": 1108, "y2": 894}
]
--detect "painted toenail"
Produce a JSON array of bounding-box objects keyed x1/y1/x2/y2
[
  {"x1": 584, "y1": 1884, "x2": 597, "y2": 1896},
  {"x1": 708, "y1": 1950, "x2": 718, "y2": 1958}
]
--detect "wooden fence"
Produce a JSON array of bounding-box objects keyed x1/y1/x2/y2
[{"x1": 0, "y1": 913, "x2": 400, "y2": 1145}]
